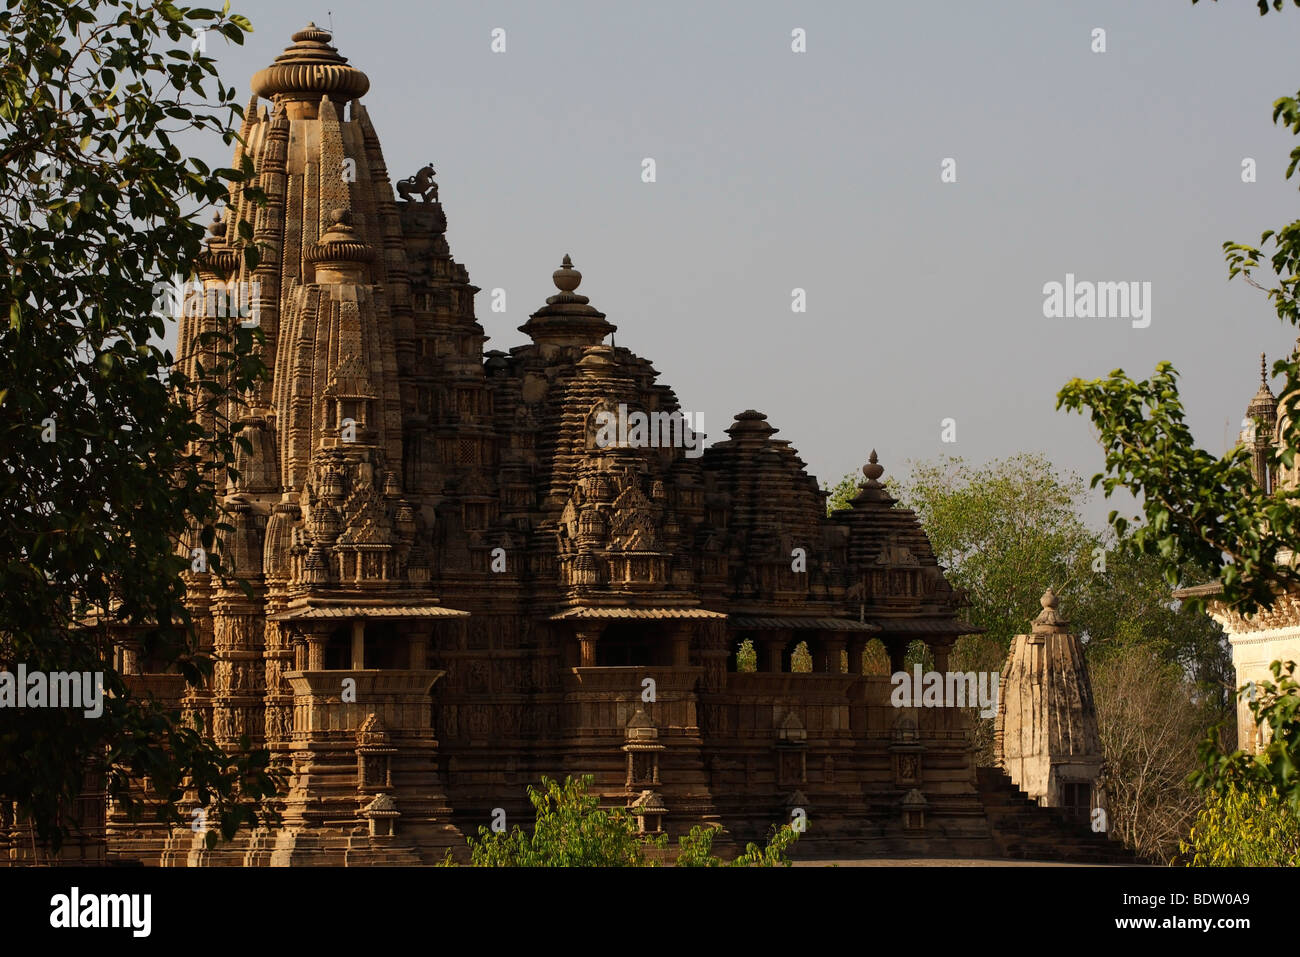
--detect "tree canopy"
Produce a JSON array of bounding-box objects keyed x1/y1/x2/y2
[{"x1": 0, "y1": 0, "x2": 279, "y2": 849}]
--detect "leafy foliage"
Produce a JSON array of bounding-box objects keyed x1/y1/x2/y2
[
  {"x1": 677, "y1": 820, "x2": 800, "y2": 867},
  {"x1": 451, "y1": 775, "x2": 800, "y2": 866},
  {"x1": 1057, "y1": 364, "x2": 1300, "y2": 617},
  {"x1": 735, "y1": 637, "x2": 756, "y2": 672},
  {"x1": 790, "y1": 639, "x2": 812, "y2": 673},
  {"x1": 822, "y1": 472, "x2": 859, "y2": 515},
  {"x1": 890, "y1": 454, "x2": 1098, "y2": 649},
  {"x1": 1184, "y1": 662, "x2": 1300, "y2": 865},
  {"x1": 728, "y1": 823, "x2": 801, "y2": 866},
  {"x1": 1193, "y1": 661, "x2": 1300, "y2": 809},
  {"x1": 0, "y1": 0, "x2": 281, "y2": 849},
  {"x1": 1057, "y1": 64, "x2": 1300, "y2": 618},
  {"x1": 1192, "y1": 0, "x2": 1300, "y2": 15},
  {"x1": 460, "y1": 776, "x2": 664, "y2": 866},
  {"x1": 888, "y1": 451, "x2": 1232, "y2": 837},
  {"x1": 1065, "y1": 3, "x2": 1300, "y2": 861},
  {"x1": 1180, "y1": 784, "x2": 1300, "y2": 866}
]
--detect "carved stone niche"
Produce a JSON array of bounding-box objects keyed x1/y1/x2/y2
[
  {"x1": 890, "y1": 715, "x2": 923, "y2": 787},
  {"x1": 776, "y1": 712, "x2": 808, "y2": 787},
  {"x1": 629, "y1": 789, "x2": 667, "y2": 834},
  {"x1": 363, "y1": 793, "x2": 399, "y2": 838},
  {"x1": 901, "y1": 788, "x2": 928, "y2": 832},
  {"x1": 623, "y1": 709, "x2": 663, "y2": 788},
  {"x1": 356, "y1": 713, "x2": 396, "y2": 792}
]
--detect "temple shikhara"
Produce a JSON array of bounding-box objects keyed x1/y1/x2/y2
[{"x1": 52, "y1": 26, "x2": 1124, "y2": 865}]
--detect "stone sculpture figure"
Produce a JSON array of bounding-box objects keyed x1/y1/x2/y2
[{"x1": 397, "y1": 163, "x2": 438, "y2": 202}]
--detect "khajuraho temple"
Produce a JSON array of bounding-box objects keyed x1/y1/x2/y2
[
  {"x1": 995, "y1": 590, "x2": 1108, "y2": 839},
  {"x1": 82, "y1": 25, "x2": 1127, "y2": 865}
]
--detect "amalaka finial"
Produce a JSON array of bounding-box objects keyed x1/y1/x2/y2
[
  {"x1": 553, "y1": 254, "x2": 582, "y2": 293},
  {"x1": 253, "y1": 22, "x2": 367, "y2": 101},
  {"x1": 862, "y1": 450, "x2": 884, "y2": 483},
  {"x1": 292, "y1": 22, "x2": 332, "y2": 43}
]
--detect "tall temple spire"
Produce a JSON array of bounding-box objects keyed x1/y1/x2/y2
[{"x1": 1245, "y1": 351, "x2": 1278, "y2": 490}]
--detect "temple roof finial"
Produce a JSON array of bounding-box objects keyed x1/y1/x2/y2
[
  {"x1": 252, "y1": 24, "x2": 369, "y2": 102},
  {"x1": 862, "y1": 450, "x2": 884, "y2": 485},
  {"x1": 553, "y1": 254, "x2": 581, "y2": 293},
  {"x1": 1249, "y1": 352, "x2": 1278, "y2": 416},
  {"x1": 518, "y1": 254, "x2": 615, "y2": 346}
]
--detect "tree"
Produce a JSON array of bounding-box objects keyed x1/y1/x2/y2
[
  {"x1": 1090, "y1": 641, "x2": 1209, "y2": 863},
  {"x1": 458, "y1": 776, "x2": 664, "y2": 866},
  {"x1": 1180, "y1": 785, "x2": 1300, "y2": 866},
  {"x1": 1192, "y1": 660, "x2": 1300, "y2": 811},
  {"x1": 889, "y1": 454, "x2": 1098, "y2": 652},
  {"x1": 889, "y1": 452, "x2": 1232, "y2": 816},
  {"x1": 1059, "y1": 0, "x2": 1300, "y2": 851},
  {"x1": 0, "y1": 0, "x2": 280, "y2": 850},
  {"x1": 823, "y1": 472, "x2": 859, "y2": 515},
  {"x1": 1183, "y1": 661, "x2": 1300, "y2": 864},
  {"x1": 735, "y1": 637, "x2": 757, "y2": 672},
  {"x1": 447, "y1": 775, "x2": 800, "y2": 866},
  {"x1": 676, "y1": 821, "x2": 800, "y2": 867},
  {"x1": 1071, "y1": 541, "x2": 1234, "y2": 728},
  {"x1": 1192, "y1": 0, "x2": 1300, "y2": 14},
  {"x1": 1058, "y1": 8, "x2": 1300, "y2": 618}
]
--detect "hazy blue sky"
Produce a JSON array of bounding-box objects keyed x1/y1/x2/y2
[{"x1": 194, "y1": 0, "x2": 1300, "y2": 526}]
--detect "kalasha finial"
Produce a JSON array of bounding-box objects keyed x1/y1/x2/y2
[
  {"x1": 328, "y1": 207, "x2": 352, "y2": 227},
  {"x1": 1262, "y1": 352, "x2": 1268, "y2": 383},
  {"x1": 553, "y1": 254, "x2": 582, "y2": 293},
  {"x1": 292, "y1": 22, "x2": 332, "y2": 43},
  {"x1": 207, "y1": 210, "x2": 223, "y2": 240},
  {"x1": 1041, "y1": 587, "x2": 1058, "y2": 610},
  {"x1": 862, "y1": 450, "x2": 884, "y2": 483}
]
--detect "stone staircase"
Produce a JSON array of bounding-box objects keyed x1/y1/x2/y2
[{"x1": 976, "y1": 768, "x2": 1139, "y2": 864}]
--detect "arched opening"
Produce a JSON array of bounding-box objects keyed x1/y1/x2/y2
[
  {"x1": 862, "y1": 637, "x2": 890, "y2": 675},
  {"x1": 734, "y1": 637, "x2": 757, "y2": 673}
]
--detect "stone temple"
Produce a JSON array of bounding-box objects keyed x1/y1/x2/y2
[{"x1": 84, "y1": 25, "x2": 1125, "y2": 865}]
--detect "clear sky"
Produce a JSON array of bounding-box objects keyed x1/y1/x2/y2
[{"x1": 191, "y1": 0, "x2": 1300, "y2": 527}]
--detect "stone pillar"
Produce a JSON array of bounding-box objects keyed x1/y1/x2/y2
[
  {"x1": 305, "y1": 629, "x2": 327, "y2": 671},
  {"x1": 408, "y1": 631, "x2": 429, "y2": 670},
  {"x1": 761, "y1": 635, "x2": 786, "y2": 673},
  {"x1": 351, "y1": 620, "x2": 366, "y2": 670},
  {"x1": 847, "y1": 637, "x2": 867, "y2": 675},
  {"x1": 577, "y1": 627, "x2": 602, "y2": 668},
  {"x1": 818, "y1": 636, "x2": 847, "y2": 674},
  {"x1": 671, "y1": 625, "x2": 692, "y2": 668},
  {"x1": 886, "y1": 638, "x2": 907, "y2": 674},
  {"x1": 931, "y1": 640, "x2": 952, "y2": 674}
]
